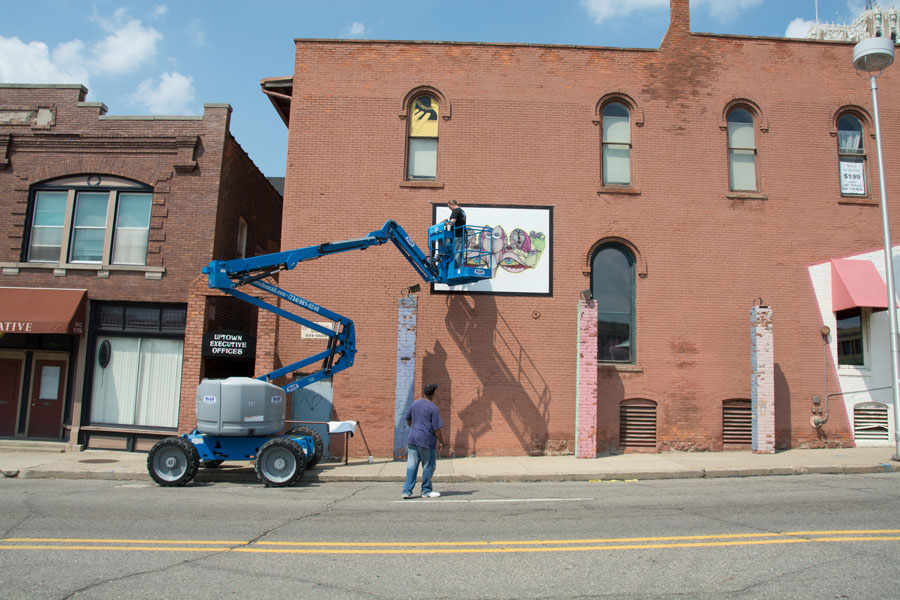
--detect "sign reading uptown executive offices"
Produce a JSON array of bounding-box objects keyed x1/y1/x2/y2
[{"x1": 202, "y1": 329, "x2": 256, "y2": 359}]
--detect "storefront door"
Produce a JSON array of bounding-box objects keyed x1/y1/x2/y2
[
  {"x1": 27, "y1": 355, "x2": 68, "y2": 439},
  {"x1": 0, "y1": 354, "x2": 25, "y2": 437}
]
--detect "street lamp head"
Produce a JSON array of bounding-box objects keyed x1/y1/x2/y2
[{"x1": 853, "y1": 37, "x2": 895, "y2": 74}]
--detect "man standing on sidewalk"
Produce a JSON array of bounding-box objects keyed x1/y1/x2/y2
[{"x1": 402, "y1": 383, "x2": 444, "y2": 499}]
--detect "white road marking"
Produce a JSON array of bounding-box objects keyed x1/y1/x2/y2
[{"x1": 394, "y1": 497, "x2": 594, "y2": 503}]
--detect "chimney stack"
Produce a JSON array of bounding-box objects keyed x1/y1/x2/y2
[{"x1": 670, "y1": 0, "x2": 691, "y2": 34}]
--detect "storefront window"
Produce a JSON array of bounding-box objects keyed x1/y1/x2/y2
[{"x1": 88, "y1": 302, "x2": 186, "y2": 429}]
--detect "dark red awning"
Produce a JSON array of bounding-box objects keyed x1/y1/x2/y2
[
  {"x1": 831, "y1": 259, "x2": 889, "y2": 313},
  {"x1": 0, "y1": 287, "x2": 86, "y2": 334}
]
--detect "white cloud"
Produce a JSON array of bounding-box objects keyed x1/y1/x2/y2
[
  {"x1": 579, "y1": 0, "x2": 666, "y2": 24},
  {"x1": 341, "y1": 22, "x2": 367, "y2": 38},
  {"x1": 0, "y1": 36, "x2": 90, "y2": 85},
  {"x1": 131, "y1": 71, "x2": 195, "y2": 114},
  {"x1": 785, "y1": 17, "x2": 816, "y2": 38},
  {"x1": 185, "y1": 19, "x2": 207, "y2": 46},
  {"x1": 90, "y1": 11, "x2": 163, "y2": 74},
  {"x1": 580, "y1": 0, "x2": 763, "y2": 25},
  {"x1": 154, "y1": 5, "x2": 168, "y2": 17},
  {"x1": 0, "y1": 7, "x2": 162, "y2": 88}
]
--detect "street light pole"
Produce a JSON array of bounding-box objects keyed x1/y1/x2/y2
[{"x1": 853, "y1": 37, "x2": 900, "y2": 461}]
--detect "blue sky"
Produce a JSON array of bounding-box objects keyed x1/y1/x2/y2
[{"x1": 0, "y1": 1, "x2": 878, "y2": 177}]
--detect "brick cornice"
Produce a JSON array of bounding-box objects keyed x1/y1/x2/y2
[{"x1": 10, "y1": 133, "x2": 186, "y2": 154}]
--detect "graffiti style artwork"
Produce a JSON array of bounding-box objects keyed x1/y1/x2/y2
[
  {"x1": 466, "y1": 226, "x2": 546, "y2": 276},
  {"x1": 433, "y1": 205, "x2": 553, "y2": 295}
]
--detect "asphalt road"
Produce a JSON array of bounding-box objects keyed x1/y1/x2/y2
[{"x1": 1, "y1": 473, "x2": 899, "y2": 599}]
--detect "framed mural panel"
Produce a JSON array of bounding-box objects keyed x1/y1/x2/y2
[{"x1": 432, "y1": 204, "x2": 553, "y2": 296}]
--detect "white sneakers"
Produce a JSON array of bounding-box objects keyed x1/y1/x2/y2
[{"x1": 402, "y1": 491, "x2": 440, "y2": 499}]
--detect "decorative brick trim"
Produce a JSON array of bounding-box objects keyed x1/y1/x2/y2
[
  {"x1": 721, "y1": 97, "x2": 769, "y2": 133},
  {"x1": 398, "y1": 85, "x2": 451, "y2": 120},
  {"x1": 583, "y1": 235, "x2": 647, "y2": 278},
  {"x1": 594, "y1": 92, "x2": 645, "y2": 127},
  {"x1": 174, "y1": 135, "x2": 199, "y2": 172}
]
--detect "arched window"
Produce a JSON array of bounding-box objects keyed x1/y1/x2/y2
[
  {"x1": 407, "y1": 95, "x2": 439, "y2": 180},
  {"x1": 837, "y1": 113, "x2": 867, "y2": 196},
  {"x1": 727, "y1": 108, "x2": 757, "y2": 192},
  {"x1": 601, "y1": 102, "x2": 631, "y2": 186},
  {"x1": 26, "y1": 175, "x2": 153, "y2": 266},
  {"x1": 591, "y1": 243, "x2": 635, "y2": 362}
]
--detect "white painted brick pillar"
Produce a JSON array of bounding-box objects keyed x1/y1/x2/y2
[
  {"x1": 751, "y1": 306, "x2": 775, "y2": 453},
  {"x1": 576, "y1": 299, "x2": 598, "y2": 458}
]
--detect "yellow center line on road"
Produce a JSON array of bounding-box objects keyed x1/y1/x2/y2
[
  {"x1": 1, "y1": 530, "x2": 898, "y2": 555},
  {"x1": 3, "y1": 538, "x2": 243, "y2": 545},
  {"x1": 0, "y1": 545, "x2": 237, "y2": 552},
  {"x1": 254, "y1": 529, "x2": 900, "y2": 547}
]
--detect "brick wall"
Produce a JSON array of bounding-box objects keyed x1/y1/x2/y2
[{"x1": 271, "y1": 1, "x2": 892, "y2": 456}]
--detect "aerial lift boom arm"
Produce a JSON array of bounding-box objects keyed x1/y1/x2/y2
[{"x1": 202, "y1": 219, "x2": 491, "y2": 393}]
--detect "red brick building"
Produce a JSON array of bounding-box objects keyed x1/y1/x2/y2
[
  {"x1": 261, "y1": 0, "x2": 900, "y2": 457},
  {"x1": 0, "y1": 84, "x2": 282, "y2": 450}
]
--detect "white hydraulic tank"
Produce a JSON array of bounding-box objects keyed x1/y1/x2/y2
[{"x1": 195, "y1": 377, "x2": 285, "y2": 436}]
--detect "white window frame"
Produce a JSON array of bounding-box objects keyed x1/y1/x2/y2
[
  {"x1": 836, "y1": 307, "x2": 871, "y2": 372},
  {"x1": 727, "y1": 108, "x2": 758, "y2": 192},
  {"x1": 237, "y1": 217, "x2": 248, "y2": 259},
  {"x1": 601, "y1": 101, "x2": 632, "y2": 187},
  {"x1": 837, "y1": 114, "x2": 867, "y2": 197},
  {"x1": 26, "y1": 176, "x2": 153, "y2": 268},
  {"x1": 406, "y1": 95, "x2": 439, "y2": 181}
]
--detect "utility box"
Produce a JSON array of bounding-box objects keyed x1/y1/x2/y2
[{"x1": 196, "y1": 377, "x2": 285, "y2": 436}]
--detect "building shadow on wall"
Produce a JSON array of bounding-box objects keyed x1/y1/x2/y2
[
  {"x1": 596, "y1": 367, "x2": 625, "y2": 455},
  {"x1": 774, "y1": 363, "x2": 792, "y2": 449},
  {"x1": 426, "y1": 293, "x2": 551, "y2": 455}
]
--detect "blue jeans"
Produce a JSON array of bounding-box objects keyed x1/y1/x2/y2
[
  {"x1": 403, "y1": 444, "x2": 436, "y2": 496},
  {"x1": 454, "y1": 236, "x2": 464, "y2": 268}
]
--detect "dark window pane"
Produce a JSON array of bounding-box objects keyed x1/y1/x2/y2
[
  {"x1": 592, "y1": 247, "x2": 632, "y2": 313},
  {"x1": 592, "y1": 245, "x2": 635, "y2": 363},
  {"x1": 599, "y1": 313, "x2": 631, "y2": 362},
  {"x1": 125, "y1": 306, "x2": 160, "y2": 330},
  {"x1": 837, "y1": 309, "x2": 864, "y2": 366},
  {"x1": 161, "y1": 307, "x2": 187, "y2": 331},
  {"x1": 98, "y1": 305, "x2": 124, "y2": 329}
]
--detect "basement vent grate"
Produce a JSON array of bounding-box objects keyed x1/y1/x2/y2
[
  {"x1": 723, "y1": 400, "x2": 752, "y2": 446},
  {"x1": 620, "y1": 401, "x2": 657, "y2": 448},
  {"x1": 854, "y1": 403, "x2": 889, "y2": 441}
]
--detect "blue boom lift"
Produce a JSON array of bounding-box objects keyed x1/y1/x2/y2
[{"x1": 147, "y1": 220, "x2": 492, "y2": 486}]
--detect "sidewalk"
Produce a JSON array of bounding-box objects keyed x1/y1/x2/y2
[{"x1": 1, "y1": 444, "x2": 898, "y2": 485}]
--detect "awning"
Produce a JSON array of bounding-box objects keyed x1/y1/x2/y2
[
  {"x1": 831, "y1": 259, "x2": 889, "y2": 312},
  {"x1": 0, "y1": 287, "x2": 87, "y2": 334}
]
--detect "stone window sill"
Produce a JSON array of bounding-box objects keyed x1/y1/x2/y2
[
  {"x1": 597, "y1": 186, "x2": 641, "y2": 196},
  {"x1": 726, "y1": 193, "x2": 768, "y2": 201},
  {"x1": 838, "y1": 197, "x2": 878, "y2": 206},
  {"x1": 599, "y1": 363, "x2": 643, "y2": 373},
  {"x1": 400, "y1": 181, "x2": 444, "y2": 189},
  {"x1": 1, "y1": 262, "x2": 165, "y2": 279}
]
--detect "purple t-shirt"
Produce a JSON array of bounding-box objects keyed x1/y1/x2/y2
[{"x1": 405, "y1": 398, "x2": 443, "y2": 448}]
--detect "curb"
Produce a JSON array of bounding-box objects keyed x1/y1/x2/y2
[{"x1": 14, "y1": 462, "x2": 900, "y2": 484}]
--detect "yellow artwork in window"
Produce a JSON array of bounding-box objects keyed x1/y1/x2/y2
[{"x1": 410, "y1": 96, "x2": 438, "y2": 138}]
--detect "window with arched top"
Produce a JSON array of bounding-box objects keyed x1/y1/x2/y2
[
  {"x1": 727, "y1": 107, "x2": 757, "y2": 192},
  {"x1": 407, "y1": 95, "x2": 439, "y2": 180},
  {"x1": 591, "y1": 243, "x2": 635, "y2": 362},
  {"x1": 601, "y1": 102, "x2": 631, "y2": 186},
  {"x1": 837, "y1": 113, "x2": 867, "y2": 196},
  {"x1": 26, "y1": 175, "x2": 153, "y2": 266}
]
